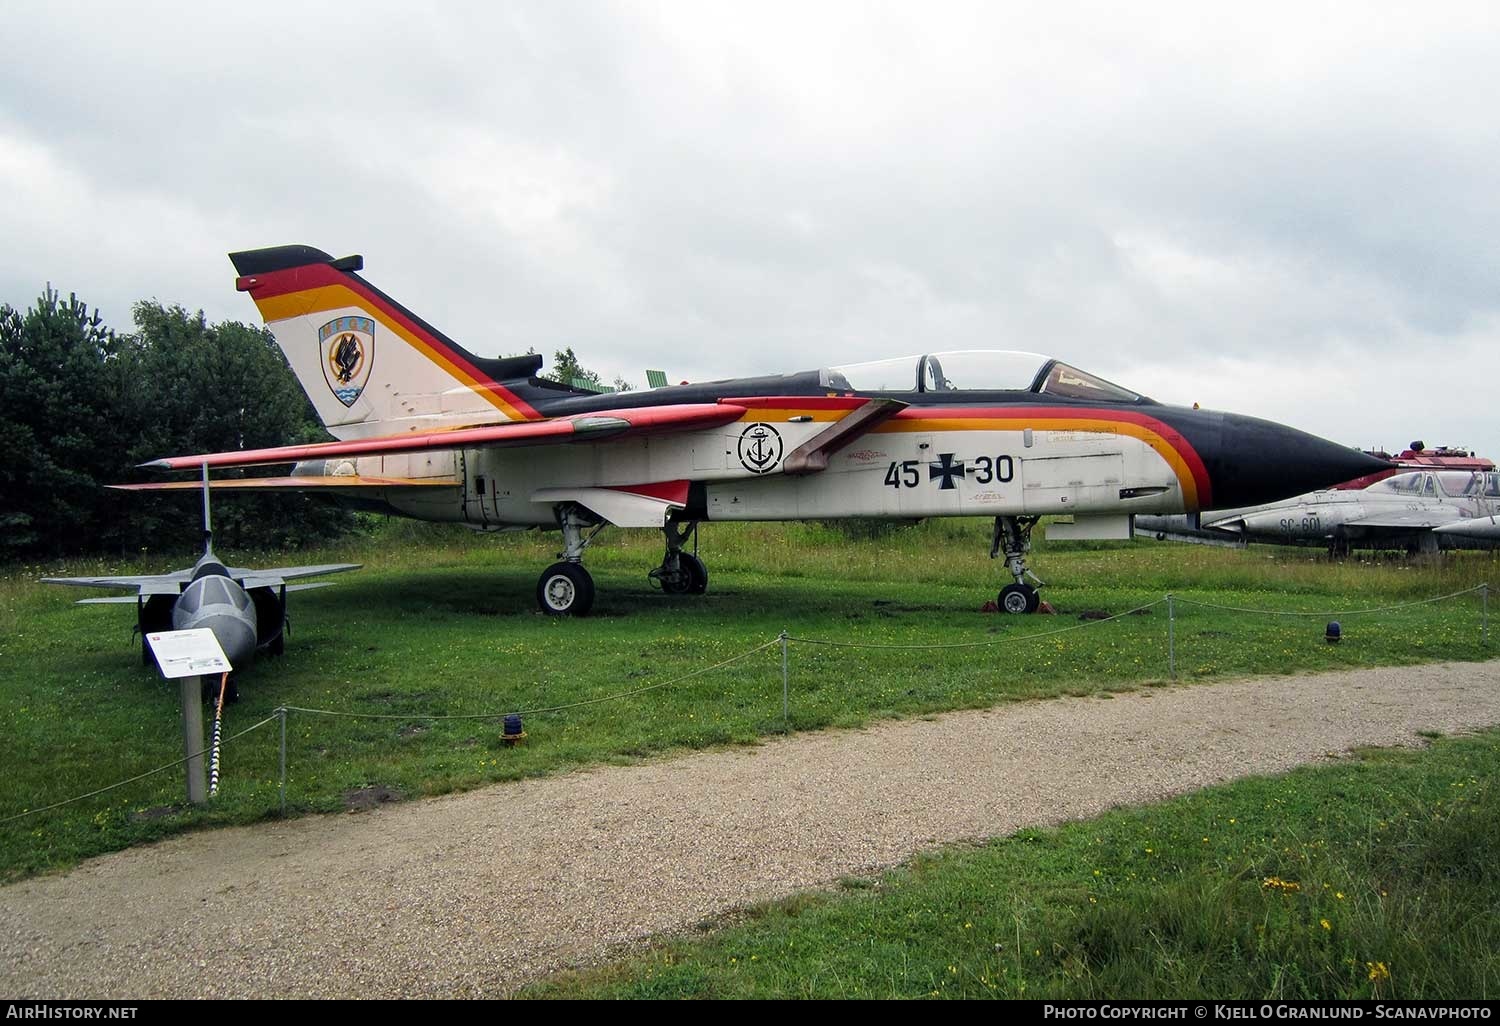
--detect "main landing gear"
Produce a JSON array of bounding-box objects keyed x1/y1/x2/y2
[
  {"x1": 992, "y1": 515, "x2": 1044, "y2": 614},
  {"x1": 536, "y1": 505, "x2": 605, "y2": 616},
  {"x1": 534, "y1": 507, "x2": 712, "y2": 615},
  {"x1": 649, "y1": 518, "x2": 708, "y2": 596}
]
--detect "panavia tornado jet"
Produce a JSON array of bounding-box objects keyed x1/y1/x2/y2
[
  {"x1": 128, "y1": 244, "x2": 1388, "y2": 615},
  {"x1": 45, "y1": 470, "x2": 360, "y2": 670}
]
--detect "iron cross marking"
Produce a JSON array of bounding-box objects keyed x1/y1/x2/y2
[{"x1": 929, "y1": 452, "x2": 966, "y2": 490}]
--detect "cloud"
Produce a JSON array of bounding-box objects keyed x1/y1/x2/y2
[{"x1": 1, "y1": 0, "x2": 1497, "y2": 449}]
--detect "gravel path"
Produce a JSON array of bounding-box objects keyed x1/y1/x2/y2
[{"x1": 4, "y1": 659, "x2": 1498, "y2": 999}]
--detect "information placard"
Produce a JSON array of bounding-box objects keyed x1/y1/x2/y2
[{"x1": 146, "y1": 629, "x2": 232, "y2": 679}]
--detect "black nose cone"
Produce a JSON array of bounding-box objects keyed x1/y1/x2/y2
[
  {"x1": 1154, "y1": 407, "x2": 1395, "y2": 511},
  {"x1": 1202, "y1": 413, "x2": 1393, "y2": 510}
]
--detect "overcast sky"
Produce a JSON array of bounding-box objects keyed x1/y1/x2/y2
[{"x1": 3, "y1": 1, "x2": 1498, "y2": 452}]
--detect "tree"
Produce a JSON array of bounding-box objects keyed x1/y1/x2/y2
[
  {"x1": 0, "y1": 288, "x2": 132, "y2": 554},
  {"x1": 546, "y1": 346, "x2": 631, "y2": 392},
  {"x1": 549, "y1": 346, "x2": 599, "y2": 389},
  {"x1": 115, "y1": 302, "x2": 353, "y2": 551},
  {"x1": 0, "y1": 291, "x2": 353, "y2": 558}
]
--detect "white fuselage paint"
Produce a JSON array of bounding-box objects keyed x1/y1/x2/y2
[{"x1": 351, "y1": 421, "x2": 1191, "y2": 527}]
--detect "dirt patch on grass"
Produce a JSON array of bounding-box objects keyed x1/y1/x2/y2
[
  {"x1": 343, "y1": 785, "x2": 400, "y2": 811},
  {"x1": 128, "y1": 805, "x2": 180, "y2": 823}
]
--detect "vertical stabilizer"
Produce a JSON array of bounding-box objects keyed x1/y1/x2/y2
[{"x1": 229, "y1": 246, "x2": 545, "y2": 440}]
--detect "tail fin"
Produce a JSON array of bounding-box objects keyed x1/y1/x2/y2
[{"x1": 229, "y1": 245, "x2": 544, "y2": 439}]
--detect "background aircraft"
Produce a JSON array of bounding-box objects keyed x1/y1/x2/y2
[
  {"x1": 1330, "y1": 442, "x2": 1492, "y2": 492},
  {"x1": 127, "y1": 245, "x2": 1387, "y2": 615},
  {"x1": 1436, "y1": 514, "x2": 1500, "y2": 541},
  {"x1": 45, "y1": 469, "x2": 359, "y2": 675},
  {"x1": 1138, "y1": 470, "x2": 1500, "y2": 555}
]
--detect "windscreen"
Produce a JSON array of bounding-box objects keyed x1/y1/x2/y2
[{"x1": 1036, "y1": 362, "x2": 1141, "y2": 402}]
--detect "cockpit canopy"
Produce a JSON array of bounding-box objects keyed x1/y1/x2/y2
[
  {"x1": 1370, "y1": 470, "x2": 1500, "y2": 499},
  {"x1": 827, "y1": 350, "x2": 1145, "y2": 403}
]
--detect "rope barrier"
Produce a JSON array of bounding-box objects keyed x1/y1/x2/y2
[
  {"x1": 787, "y1": 599, "x2": 1166, "y2": 650},
  {"x1": 208, "y1": 671, "x2": 228, "y2": 798},
  {"x1": 0, "y1": 715, "x2": 279, "y2": 825},
  {"x1": 280, "y1": 636, "x2": 783, "y2": 722},
  {"x1": 1172, "y1": 585, "x2": 1486, "y2": 618}
]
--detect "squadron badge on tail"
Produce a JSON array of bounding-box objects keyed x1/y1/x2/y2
[{"x1": 318, "y1": 316, "x2": 375, "y2": 407}]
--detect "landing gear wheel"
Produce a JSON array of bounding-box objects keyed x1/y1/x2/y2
[
  {"x1": 652, "y1": 519, "x2": 708, "y2": 596},
  {"x1": 655, "y1": 554, "x2": 707, "y2": 595},
  {"x1": 998, "y1": 583, "x2": 1039, "y2": 614},
  {"x1": 537, "y1": 562, "x2": 595, "y2": 616},
  {"x1": 651, "y1": 553, "x2": 709, "y2": 596},
  {"x1": 682, "y1": 553, "x2": 708, "y2": 594},
  {"x1": 657, "y1": 558, "x2": 694, "y2": 595}
]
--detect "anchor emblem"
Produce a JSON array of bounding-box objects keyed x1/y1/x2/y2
[{"x1": 737, "y1": 422, "x2": 784, "y2": 475}]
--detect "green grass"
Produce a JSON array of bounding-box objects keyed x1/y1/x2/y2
[
  {"x1": 524, "y1": 730, "x2": 1500, "y2": 999},
  {"x1": 0, "y1": 519, "x2": 1495, "y2": 881}
]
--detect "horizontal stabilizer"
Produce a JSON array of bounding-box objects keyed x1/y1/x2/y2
[
  {"x1": 141, "y1": 404, "x2": 748, "y2": 472},
  {"x1": 44, "y1": 563, "x2": 359, "y2": 594},
  {"x1": 237, "y1": 563, "x2": 361, "y2": 588},
  {"x1": 43, "y1": 574, "x2": 188, "y2": 594}
]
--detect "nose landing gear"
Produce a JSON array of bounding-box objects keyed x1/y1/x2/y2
[{"x1": 992, "y1": 515, "x2": 1044, "y2": 613}]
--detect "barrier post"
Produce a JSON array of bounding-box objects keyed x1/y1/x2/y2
[
  {"x1": 180, "y1": 676, "x2": 207, "y2": 805},
  {"x1": 1484, "y1": 583, "x2": 1489, "y2": 647},
  {"x1": 1167, "y1": 594, "x2": 1176, "y2": 681},
  {"x1": 780, "y1": 631, "x2": 790, "y2": 733},
  {"x1": 277, "y1": 706, "x2": 288, "y2": 816}
]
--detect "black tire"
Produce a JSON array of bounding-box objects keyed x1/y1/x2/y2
[
  {"x1": 657, "y1": 553, "x2": 709, "y2": 596},
  {"x1": 536, "y1": 562, "x2": 595, "y2": 616},
  {"x1": 998, "y1": 583, "x2": 1038, "y2": 614},
  {"x1": 658, "y1": 558, "x2": 693, "y2": 595},
  {"x1": 683, "y1": 553, "x2": 709, "y2": 595}
]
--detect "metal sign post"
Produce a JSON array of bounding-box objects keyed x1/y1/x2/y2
[
  {"x1": 178, "y1": 677, "x2": 208, "y2": 804},
  {"x1": 146, "y1": 629, "x2": 232, "y2": 806}
]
